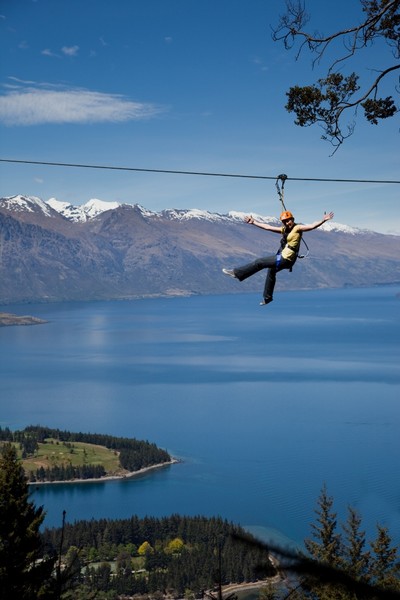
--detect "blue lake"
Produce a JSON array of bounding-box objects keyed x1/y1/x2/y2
[{"x1": 1, "y1": 286, "x2": 399, "y2": 548}]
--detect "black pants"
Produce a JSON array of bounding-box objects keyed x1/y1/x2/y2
[{"x1": 233, "y1": 255, "x2": 294, "y2": 300}]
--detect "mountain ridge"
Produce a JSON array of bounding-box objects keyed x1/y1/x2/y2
[
  {"x1": 3, "y1": 194, "x2": 370, "y2": 234},
  {"x1": 1, "y1": 195, "x2": 399, "y2": 304}
]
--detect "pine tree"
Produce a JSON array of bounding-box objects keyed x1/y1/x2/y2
[
  {"x1": 305, "y1": 485, "x2": 341, "y2": 566},
  {"x1": 369, "y1": 525, "x2": 400, "y2": 592},
  {"x1": 341, "y1": 507, "x2": 370, "y2": 582},
  {"x1": 303, "y1": 485, "x2": 346, "y2": 600},
  {"x1": 0, "y1": 443, "x2": 55, "y2": 599},
  {"x1": 300, "y1": 492, "x2": 400, "y2": 599}
]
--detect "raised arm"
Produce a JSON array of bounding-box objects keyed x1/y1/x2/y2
[
  {"x1": 244, "y1": 215, "x2": 282, "y2": 233},
  {"x1": 297, "y1": 212, "x2": 334, "y2": 232}
]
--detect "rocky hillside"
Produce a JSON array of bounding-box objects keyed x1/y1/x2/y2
[{"x1": 1, "y1": 195, "x2": 399, "y2": 304}]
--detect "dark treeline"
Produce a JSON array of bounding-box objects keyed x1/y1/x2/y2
[
  {"x1": 0, "y1": 425, "x2": 40, "y2": 457},
  {"x1": 30, "y1": 464, "x2": 106, "y2": 482},
  {"x1": 41, "y1": 514, "x2": 276, "y2": 597}
]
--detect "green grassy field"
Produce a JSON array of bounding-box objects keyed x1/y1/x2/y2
[{"x1": 18, "y1": 439, "x2": 122, "y2": 476}]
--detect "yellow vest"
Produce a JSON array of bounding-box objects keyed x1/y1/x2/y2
[{"x1": 280, "y1": 224, "x2": 302, "y2": 261}]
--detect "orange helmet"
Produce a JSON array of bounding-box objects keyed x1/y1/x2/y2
[{"x1": 280, "y1": 210, "x2": 294, "y2": 221}]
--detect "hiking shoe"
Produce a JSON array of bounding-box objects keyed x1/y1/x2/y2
[
  {"x1": 260, "y1": 297, "x2": 273, "y2": 306},
  {"x1": 222, "y1": 268, "x2": 237, "y2": 279}
]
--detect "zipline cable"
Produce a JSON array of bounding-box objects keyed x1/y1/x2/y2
[{"x1": 0, "y1": 158, "x2": 399, "y2": 185}]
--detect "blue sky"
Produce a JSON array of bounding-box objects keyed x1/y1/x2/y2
[{"x1": 0, "y1": 0, "x2": 399, "y2": 234}]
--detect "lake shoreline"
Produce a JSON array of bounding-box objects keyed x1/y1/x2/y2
[
  {"x1": 28, "y1": 458, "x2": 180, "y2": 486},
  {"x1": 0, "y1": 311, "x2": 48, "y2": 327}
]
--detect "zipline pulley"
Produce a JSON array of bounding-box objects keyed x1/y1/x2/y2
[{"x1": 275, "y1": 174, "x2": 288, "y2": 211}]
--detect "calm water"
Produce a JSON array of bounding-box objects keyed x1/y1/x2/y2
[{"x1": 1, "y1": 287, "x2": 399, "y2": 548}]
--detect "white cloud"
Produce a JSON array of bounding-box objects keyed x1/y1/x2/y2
[
  {"x1": 0, "y1": 82, "x2": 165, "y2": 126},
  {"x1": 6, "y1": 76, "x2": 38, "y2": 87},
  {"x1": 61, "y1": 45, "x2": 79, "y2": 56},
  {"x1": 41, "y1": 48, "x2": 60, "y2": 57},
  {"x1": 252, "y1": 56, "x2": 268, "y2": 72}
]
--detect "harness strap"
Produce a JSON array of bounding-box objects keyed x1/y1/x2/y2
[
  {"x1": 298, "y1": 237, "x2": 310, "y2": 259},
  {"x1": 275, "y1": 253, "x2": 293, "y2": 273}
]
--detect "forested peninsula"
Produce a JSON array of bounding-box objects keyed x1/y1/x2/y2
[{"x1": 0, "y1": 425, "x2": 174, "y2": 484}]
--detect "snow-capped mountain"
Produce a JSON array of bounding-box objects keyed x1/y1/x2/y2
[
  {"x1": 47, "y1": 197, "x2": 122, "y2": 222},
  {"x1": 160, "y1": 208, "x2": 224, "y2": 222},
  {"x1": 2, "y1": 195, "x2": 55, "y2": 217},
  {"x1": 44, "y1": 199, "x2": 370, "y2": 233},
  {"x1": 0, "y1": 195, "x2": 371, "y2": 234},
  {"x1": 0, "y1": 195, "x2": 123, "y2": 223},
  {"x1": 1, "y1": 193, "x2": 399, "y2": 304}
]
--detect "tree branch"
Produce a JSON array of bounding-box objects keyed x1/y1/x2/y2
[{"x1": 272, "y1": 0, "x2": 400, "y2": 151}]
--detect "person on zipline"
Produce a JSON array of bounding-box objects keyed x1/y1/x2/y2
[{"x1": 222, "y1": 210, "x2": 334, "y2": 305}]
